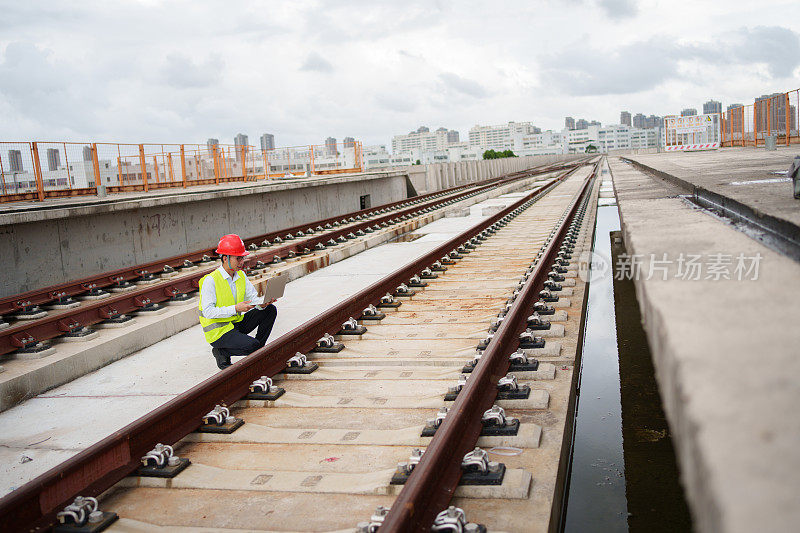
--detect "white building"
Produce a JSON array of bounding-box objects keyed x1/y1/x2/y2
[
  {"x1": 468, "y1": 121, "x2": 540, "y2": 151},
  {"x1": 363, "y1": 145, "x2": 392, "y2": 168},
  {"x1": 391, "y1": 127, "x2": 460, "y2": 153},
  {"x1": 517, "y1": 131, "x2": 566, "y2": 155},
  {"x1": 377, "y1": 119, "x2": 662, "y2": 170}
]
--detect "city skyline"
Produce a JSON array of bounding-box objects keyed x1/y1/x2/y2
[{"x1": 196, "y1": 92, "x2": 749, "y2": 151}]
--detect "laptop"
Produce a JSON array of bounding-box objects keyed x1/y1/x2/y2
[{"x1": 257, "y1": 273, "x2": 288, "y2": 302}]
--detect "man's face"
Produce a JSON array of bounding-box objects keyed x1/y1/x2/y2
[{"x1": 227, "y1": 255, "x2": 244, "y2": 271}]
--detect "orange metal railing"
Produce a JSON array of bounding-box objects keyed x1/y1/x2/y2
[
  {"x1": 719, "y1": 88, "x2": 799, "y2": 147},
  {"x1": 0, "y1": 140, "x2": 363, "y2": 203}
]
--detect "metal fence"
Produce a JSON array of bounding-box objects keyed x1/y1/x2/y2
[
  {"x1": 0, "y1": 140, "x2": 363, "y2": 203},
  {"x1": 720, "y1": 88, "x2": 799, "y2": 147}
]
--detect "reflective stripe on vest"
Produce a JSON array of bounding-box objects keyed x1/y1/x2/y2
[{"x1": 198, "y1": 269, "x2": 246, "y2": 344}]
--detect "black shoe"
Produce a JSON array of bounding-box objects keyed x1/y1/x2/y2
[{"x1": 212, "y1": 348, "x2": 231, "y2": 369}]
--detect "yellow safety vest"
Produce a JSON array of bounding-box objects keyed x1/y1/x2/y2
[{"x1": 198, "y1": 269, "x2": 246, "y2": 343}]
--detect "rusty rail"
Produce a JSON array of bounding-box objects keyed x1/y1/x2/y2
[
  {"x1": 0, "y1": 164, "x2": 585, "y2": 533},
  {"x1": 380, "y1": 162, "x2": 597, "y2": 532}
]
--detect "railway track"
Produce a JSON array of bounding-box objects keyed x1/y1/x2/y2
[
  {"x1": 0, "y1": 161, "x2": 599, "y2": 532},
  {"x1": 0, "y1": 161, "x2": 585, "y2": 360}
]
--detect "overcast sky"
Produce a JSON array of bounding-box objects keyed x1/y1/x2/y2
[{"x1": 1, "y1": 0, "x2": 799, "y2": 150}]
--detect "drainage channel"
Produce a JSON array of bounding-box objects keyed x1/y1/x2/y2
[{"x1": 561, "y1": 161, "x2": 692, "y2": 532}]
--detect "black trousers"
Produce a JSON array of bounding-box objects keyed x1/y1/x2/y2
[{"x1": 210, "y1": 305, "x2": 277, "y2": 359}]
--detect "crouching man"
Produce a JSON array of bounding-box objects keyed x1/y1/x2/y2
[{"x1": 198, "y1": 234, "x2": 277, "y2": 369}]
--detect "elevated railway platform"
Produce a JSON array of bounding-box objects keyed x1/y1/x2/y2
[{"x1": 609, "y1": 146, "x2": 800, "y2": 533}]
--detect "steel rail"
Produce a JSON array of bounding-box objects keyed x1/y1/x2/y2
[
  {"x1": 380, "y1": 162, "x2": 598, "y2": 532},
  {"x1": 0, "y1": 163, "x2": 583, "y2": 357},
  {"x1": 0, "y1": 163, "x2": 574, "y2": 318},
  {"x1": 0, "y1": 165, "x2": 584, "y2": 533}
]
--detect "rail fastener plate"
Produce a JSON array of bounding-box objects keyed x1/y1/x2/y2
[
  {"x1": 197, "y1": 418, "x2": 245, "y2": 434},
  {"x1": 246, "y1": 387, "x2": 286, "y2": 401},
  {"x1": 53, "y1": 512, "x2": 118, "y2": 533},
  {"x1": 312, "y1": 343, "x2": 345, "y2": 353},
  {"x1": 283, "y1": 362, "x2": 320, "y2": 374},
  {"x1": 136, "y1": 458, "x2": 191, "y2": 479}
]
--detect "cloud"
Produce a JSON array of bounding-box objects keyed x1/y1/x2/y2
[
  {"x1": 598, "y1": 0, "x2": 638, "y2": 19},
  {"x1": 375, "y1": 93, "x2": 417, "y2": 113},
  {"x1": 438, "y1": 72, "x2": 489, "y2": 98},
  {"x1": 540, "y1": 39, "x2": 677, "y2": 95},
  {"x1": 0, "y1": 42, "x2": 105, "y2": 135},
  {"x1": 689, "y1": 26, "x2": 800, "y2": 78},
  {"x1": 540, "y1": 25, "x2": 800, "y2": 96},
  {"x1": 299, "y1": 52, "x2": 333, "y2": 73},
  {"x1": 160, "y1": 53, "x2": 224, "y2": 89},
  {"x1": 0, "y1": 42, "x2": 64, "y2": 100},
  {"x1": 561, "y1": 0, "x2": 639, "y2": 20},
  {"x1": 398, "y1": 49, "x2": 426, "y2": 62}
]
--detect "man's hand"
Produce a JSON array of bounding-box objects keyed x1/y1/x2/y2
[
  {"x1": 234, "y1": 301, "x2": 254, "y2": 313},
  {"x1": 267, "y1": 298, "x2": 277, "y2": 305}
]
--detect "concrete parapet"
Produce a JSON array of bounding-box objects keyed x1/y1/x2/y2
[
  {"x1": 609, "y1": 156, "x2": 800, "y2": 532},
  {"x1": 403, "y1": 154, "x2": 582, "y2": 195},
  {"x1": 0, "y1": 173, "x2": 404, "y2": 298}
]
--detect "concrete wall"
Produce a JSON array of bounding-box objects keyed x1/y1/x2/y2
[
  {"x1": 406, "y1": 154, "x2": 584, "y2": 195},
  {"x1": 1, "y1": 175, "x2": 406, "y2": 299},
  {"x1": 607, "y1": 147, "x2": 660, "y2": 156}
]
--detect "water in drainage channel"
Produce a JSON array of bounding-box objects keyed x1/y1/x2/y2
[{"x1": 560, "y1": 174, "x2": 693, "y2": 532}]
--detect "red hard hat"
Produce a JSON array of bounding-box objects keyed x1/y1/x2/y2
[{"x1": 215, "y1": 234, "x2": 249, "y2": 256}]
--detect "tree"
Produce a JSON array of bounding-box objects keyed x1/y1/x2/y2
[
  {"x1": 483, "y1": 149, "x2": 517, "y2": 160},
  {"x1": 414, "y1": 159, "x2": 421, "y2": 165},
  {"x1": 585, "y1": 145, "x2": 598, "y2": 154}
]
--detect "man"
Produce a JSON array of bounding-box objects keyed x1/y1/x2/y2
[{"x1": 199, "y1": 234, "x2": 278, "y2": 369}]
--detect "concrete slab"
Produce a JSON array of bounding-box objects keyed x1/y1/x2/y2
[
  {"x1": 118, "y1": 462, "x2": 532, "y2": 499},
  {"x1": 609, "y1": 155, "x2": 800, "y2": 533},
  {"x1": 182, "y1": 421, "x2": 542, "y2": 449},
  {"x1": 625, "y1": 145, "x2": 800, "y2": 230}
]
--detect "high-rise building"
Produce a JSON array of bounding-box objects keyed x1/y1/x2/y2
[
  {"x1": 260, "y1": 133, "x2": 275, "y2": 151},
  {"x1": 325, "y1": 137, "x2": 337, "y2": 152},
  {"x1": 755, "y1": 93, "x2": 798, "y2": 133},
  {"x1": 633, "y1": 113, "x2": 646, "y2": 129},
  {"x1": 435, "y1": 127, "x2": 460, "y2": 144},
  {"x1": 564, "y1": 117, "x2": 575, "y2": 130},
  {"x1": 416, "y1": 126, "x2": 430, "y2": 133},
  {"x1": 234, "y1": 133, "x2": 249, "y2": 162},
  {"x1": 681, "y1": 108, "x2": 698, "y2": 117},
  {"x1": 646, "y1": 115, "x2": 664, "y2": 129},
  {"x1": 46, "y1": 148, "x2": 61, "y2": 171},
  {"x1": 207, "y1": 138, "x2": 219, "y2": 155},
  {"x1": 8, "y1": 150, "x2": 23, "y2": 172},
  {"x1": 620, "y1": 111, "x2": 632, "y2": 127},
  {"x1": 342, "y1": 136, "x2": 355, "y2": 148},
  {"x1": 589, "y1": 120, "x2": 601, "y2": 127},
  {"x1": 703, "y1": 100, "x2": 722, "y2": 115},
  {"x1": 575, "y1": 119, "x2": 589, "y2": 130},
  {"x1": 82, "y1": 145, "x2": 93, "y2": 161}
]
